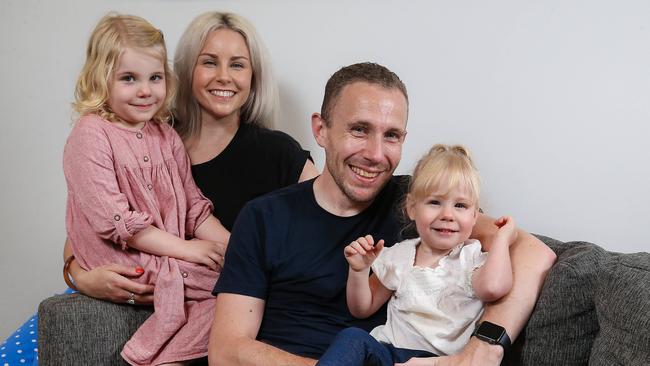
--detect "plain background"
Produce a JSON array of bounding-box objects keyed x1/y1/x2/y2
[{"x1": 1, "y1": 0, "x2": 648, "y2": 338}]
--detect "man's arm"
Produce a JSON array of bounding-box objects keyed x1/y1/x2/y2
[{"x1": 209, "y1": 293, "x2": 317, "y2": 366}]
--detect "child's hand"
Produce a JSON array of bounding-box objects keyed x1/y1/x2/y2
[
  {"x1": 344, "y1": 235, "x2": 384, "y2": 272},
  {"x1": 182, "y1": 239, "x2": 224, "y2": 271},
  {"x1": 494, "y1": 216, "x2": 517, "y2": 246}
]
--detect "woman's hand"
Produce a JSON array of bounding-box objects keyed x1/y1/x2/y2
[
  {"x1": 181, "y1": 239, "x2": 225, "y2": 271},
  {"x1": 73, "y1": 263, "x2": 154, "y2": 305}
]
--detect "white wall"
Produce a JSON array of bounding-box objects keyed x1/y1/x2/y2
[{"x1": 1, "y1": 0, "x2": 648, "y2": 338}]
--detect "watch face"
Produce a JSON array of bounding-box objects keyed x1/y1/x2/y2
[{"x1": 477, "y1": 321, "x2": 505, "y2": 341}]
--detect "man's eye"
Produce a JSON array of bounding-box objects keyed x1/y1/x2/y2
[
  {"x1": 350, "y1": 126, "x2": 367, "y2": 136},
  {"x1": 385, "y1": 132, "x2": 400, "y2": 141}
]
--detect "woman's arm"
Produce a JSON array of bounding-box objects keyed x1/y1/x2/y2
[
  {"x1": 298, "y1": 160, "x2": 319, "y2": 182},
  {"x1": 64, "y1": 238, "x2": 154, "y2": 304}
]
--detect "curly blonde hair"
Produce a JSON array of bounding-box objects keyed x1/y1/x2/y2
[{"x1": 73, "y1": 13, "x2": 175, "y2": 123}]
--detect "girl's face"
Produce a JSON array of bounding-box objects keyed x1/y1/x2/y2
[
  {"x1": 407, "y1": 185, "x2": 478, "y2": 253},
  {"x1": 108, "y1": 47, "x2": 166, "y2": 129},
  {"x1": 192, "y1": 28, "x2": 253, "y2": 125}
]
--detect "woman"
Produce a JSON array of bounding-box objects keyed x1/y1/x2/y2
[{"x1": 62, "y1": 11, "x2": 318, "y2": 303}]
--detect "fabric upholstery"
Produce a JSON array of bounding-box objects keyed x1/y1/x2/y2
[
  {"x1": 589, "y1": 252, "x2": 650, "y2": 366},
  {"x1": 38, "y1": 293, "x2": 152, "y2": 366},
  {"x1": 517, "y1": 236, "x2": 609, "y2": 365}
]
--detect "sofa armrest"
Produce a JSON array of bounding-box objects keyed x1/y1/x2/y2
[{"x1": 38, "y1": 293, "x2": 152, "y2": 366}]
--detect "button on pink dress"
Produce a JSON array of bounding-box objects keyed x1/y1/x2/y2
[{"x1": 63, "y1": 114, "x2": 219, "y2": 365}]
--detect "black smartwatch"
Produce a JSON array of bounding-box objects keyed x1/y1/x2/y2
[{"x1": 471, "y1": 321, "x2": 511, "y2": 352}]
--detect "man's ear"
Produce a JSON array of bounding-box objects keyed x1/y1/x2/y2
[{"x1": 311, "y1": 112, "x2": 327, "y2": 148}]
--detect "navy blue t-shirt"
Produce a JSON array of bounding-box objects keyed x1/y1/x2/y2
[{"x1": 213, "y1": 176, "x2": 410, "y2": 358}]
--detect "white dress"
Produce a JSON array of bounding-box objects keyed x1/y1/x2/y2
[{"x1": 370, "y1": 238, "x2": 487, "y2": 356}]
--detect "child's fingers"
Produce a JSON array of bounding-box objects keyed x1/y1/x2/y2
[
  {"x1": 359, "y1": 235, "x2": 375, "y2": 250},
  {"x1": 349, "y1": 241, "x2": 367, "y2": 255},
  {"x1": 374, "y1": 239, "x2": 385, "y2": 254}
]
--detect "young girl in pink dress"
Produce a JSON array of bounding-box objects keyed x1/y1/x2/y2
[{"x1": 63, "y1": 14, "x2": 229, "y2": 366}]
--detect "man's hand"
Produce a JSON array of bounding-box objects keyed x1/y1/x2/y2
[
  {"x1": 395, "y1": 338, "x2": 503, "y2": 366},
  {"x1": 344, "y1": 235, "x2": 384, "y2": 272}
]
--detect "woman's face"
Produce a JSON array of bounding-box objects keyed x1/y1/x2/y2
[{"x1": 192, "y1": 28, "x2": 253, "y2": 124}]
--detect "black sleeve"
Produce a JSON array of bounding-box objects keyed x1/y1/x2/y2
[
  {"x1": 262, "y1": 129, "x2": 311, "y2": 186},
  {"x1": 213, "y1": 202, "x2": 269, "y2": 299}
]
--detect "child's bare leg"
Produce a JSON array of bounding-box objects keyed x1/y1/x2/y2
[{"x1": 160, "y1": 362, "x2": 187, "y2": 366}]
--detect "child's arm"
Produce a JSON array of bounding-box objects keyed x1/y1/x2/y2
[
  {"x1": 472, "y1": 216, "x2": 516, "y2": 302},
  {"x1": 128, "y1": 226, "x2": 223, "y2": 271},
  {"x1": 194, "y1": 215, "x2": 230, "y2": 246},
  {"x1": 345, "y1": 235, "x2": 394, "y2": 318}
]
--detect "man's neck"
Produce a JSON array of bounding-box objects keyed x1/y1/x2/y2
[{"x1": 312, "y1": 173, "x2": 374, "y2": 217}]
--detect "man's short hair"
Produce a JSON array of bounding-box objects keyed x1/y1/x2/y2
[{"x1": 320, "y1": 62, "x2": 409, "y2": 125}]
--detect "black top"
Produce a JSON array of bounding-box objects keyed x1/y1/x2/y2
[
  {"x1": 213, "y1": 176, "x2": 411, "y2": 358},
  {"x1": 191, "y1": 123, "x2": 311, "y2": 231}
]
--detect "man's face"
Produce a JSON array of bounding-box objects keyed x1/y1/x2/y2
[{"x1": 314, "y1": 82, "x2": 408, "y2": 206}]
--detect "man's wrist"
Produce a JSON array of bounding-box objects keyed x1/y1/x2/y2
[
  {"x1": 467, "y1": 336, "x2": 504, "y2": 362},
  {"x1": 472, "y1": 321, "x2": 511, "y2": 352}
]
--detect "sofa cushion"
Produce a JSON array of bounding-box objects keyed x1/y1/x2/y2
[
  {"x1": 518, "y1": 239, "x2": 609, "y2": 366},
  {"x1": 589, "y1": 252, "x2": 650, "y2": 365},
  {"x1": 38, "y1": 293, "x2": 152, "y2": 366}
]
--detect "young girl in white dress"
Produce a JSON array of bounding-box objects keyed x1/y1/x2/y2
[{"x1": 317, "y1": 144, "x2": 516, "y2": 365}]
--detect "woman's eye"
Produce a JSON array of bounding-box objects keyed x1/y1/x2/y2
[{"x1": 231, "y1": 62, "x2": 244, "y2": 69}]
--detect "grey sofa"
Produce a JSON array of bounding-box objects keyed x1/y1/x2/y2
[{"x1": 38, "y1": 235, "x2": 650, "y2": 365}]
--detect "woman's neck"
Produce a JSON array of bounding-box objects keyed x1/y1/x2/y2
[{"x1": 186, "y1": 111, "x2": 241, "y2": 165}]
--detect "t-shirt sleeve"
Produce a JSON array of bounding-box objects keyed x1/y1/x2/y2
[
  {"x1": 459, "y1": 240, "x2": 488, "y2": 295},
  {"x1": 266, "y1": 130, "x2": 312, "y2": 185},
  {"x1": 371, "y1": 244, "x2": 402, "y2": 291},
  {"x1": 63, "y1": 117, "x2": 152, "y2": 249},
  {"x1": 212, "y1": 202, "x2": 269, "y2": 299},
  {"x1": 168, "y1": 125, "x2": 213, "y2": 236}
]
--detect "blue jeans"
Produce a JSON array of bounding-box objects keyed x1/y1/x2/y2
[{"x1": 317, "y1": 327, "x2": 437, "y2": 366}]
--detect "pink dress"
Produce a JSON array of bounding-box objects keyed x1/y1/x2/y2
[{"x1": 63, "y1": 114, "x2": 219, "y2": 365}]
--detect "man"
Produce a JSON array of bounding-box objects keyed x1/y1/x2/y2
[{"x1": 209, "y1": 63, "x2": 556, "y2": 366}]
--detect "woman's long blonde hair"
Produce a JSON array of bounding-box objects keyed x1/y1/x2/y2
[{"x1": 173, "y1": 11, "x2": 278, "y2": 140}]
